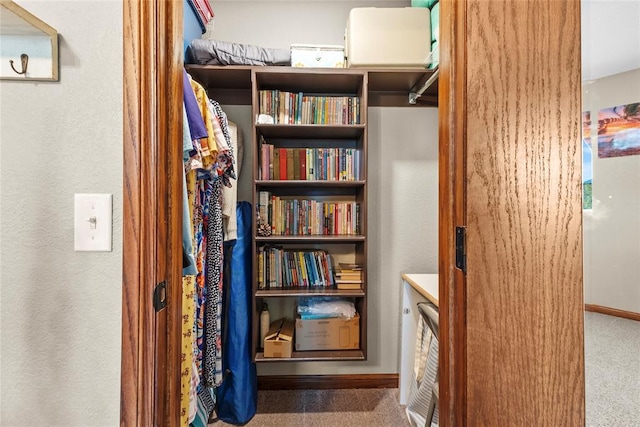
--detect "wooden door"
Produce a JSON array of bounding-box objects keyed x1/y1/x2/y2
[
  {"x1": 121, "y1": 1, "x2": 184, "y2": 425},
  {"x1": 439, "y1": 0, "x2": 585, "y2": 425}
]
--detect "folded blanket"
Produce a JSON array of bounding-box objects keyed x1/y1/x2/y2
[{"x1": 189, "y1": 39, "x2": 291, "y2": 66}]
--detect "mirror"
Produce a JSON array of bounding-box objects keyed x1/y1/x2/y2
[{"x1": 0, "y1": 0, "x2": 59, "y2": 81}]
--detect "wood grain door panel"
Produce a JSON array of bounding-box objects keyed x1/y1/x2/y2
[
  {"x1": 464, "y1": 0, "x2": 584, "y2": 424},
  {"x1": 122, "y1": 1, "x2": 183, "y2": 425}
]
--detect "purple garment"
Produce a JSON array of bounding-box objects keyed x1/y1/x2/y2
[{"x1": 183, "y1": 69, "x2": 208, "y2": 140}]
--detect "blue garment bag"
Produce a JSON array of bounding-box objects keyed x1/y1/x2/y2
[{"x1": 216, "y1": 202, "x2": 257, "y2": 424}]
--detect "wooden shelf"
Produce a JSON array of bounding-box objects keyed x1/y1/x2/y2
[
  {"x1": 185, "y1": 65, "x2": 438, "y2": 107},
  {"x1": 255, "y1": 67, "x2": 365, "y2": 94},
  {"x1": 256, "y1": 235, "x2": 365, "y2": 243},
  {"x1": 368, "y1": 68, "x2": 439, "y2": 107},
  {"x1": 255, "y1": 180, "x2": 365, "y2": 188},
  {"x1": 256, "y1": 288, "x2": 365, "y2": 297},
  {"x1": 185, "y1": 65, "x2": 253, "y2": 105},
  {"x1": 256, "y1": 124, "x2": 365, "y2": 139},
  {"x1": 255, "y1": 350, "x2": 365, "y2": 362}
]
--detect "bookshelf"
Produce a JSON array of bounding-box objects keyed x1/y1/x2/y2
[
  {"x1": 185, "y1": 65, "x2": 438, "y2": 363},
  {"x1": 251, "y1": 68, "x2": 368, "y2": 362}
]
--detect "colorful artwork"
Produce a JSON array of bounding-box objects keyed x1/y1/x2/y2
[
  {"x1": 583, "y1": 111, "x2": 591, "y2": 139},
  {"x1": 597, "y1": 102, "x2": 640, "y2": 158},
  {"x1": 582, "y1": 111, "x2": 593, "y2": 209},
  {"x1": 582, "y1": 139, "x2": 593, "y2": 210}
]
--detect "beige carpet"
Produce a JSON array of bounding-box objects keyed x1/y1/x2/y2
[{"x1": 211, "y1": 388, "x2": 411, "y2": 427}]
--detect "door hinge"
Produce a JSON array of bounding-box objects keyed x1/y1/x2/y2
[
  {"x1": 455, "y1": 226, "x2": 466, "y2": 274},
  {"x1": 153, "y1": 281, "x2": 167, "y2": 312}
]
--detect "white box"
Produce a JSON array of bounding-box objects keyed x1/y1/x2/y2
[
  {"x1": 345, "y1": 8, "x2": 431, "y2": 68},
  {"x1": 291, "y1": 44, "x2": 345, "y2": 68}
]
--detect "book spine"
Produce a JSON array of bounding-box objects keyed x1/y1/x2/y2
[
  {"x1": 258, "y1": 247, "x2": 264, "y2": 289},
  {"x1": 279, "y1": 148, "x2": 287, "y2": 180},
  {"x1": 300, "y1": 148, "x2": 306, "y2": 181},
  {"x1": 273, "y1": 148, "x2": 280, "y2": 180},
  {"x1": 260, "y1": 140, "x2": 268, "y2": 180},
  {"x1": 286, "y1": 149, "x2": 294, "y2": 180},
  {"x1": 293, "y1": 149, "x2": 300, "y2": 180}
]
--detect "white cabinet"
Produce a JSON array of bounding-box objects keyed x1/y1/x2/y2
[{"x1": 399, "y1": 273, "x2": 439, "y2": 405}]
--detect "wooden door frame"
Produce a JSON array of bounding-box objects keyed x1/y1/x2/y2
[
  {"x1": 121, "y1": 1, "x2": 584, "y2": 426},
  {"x1": 438, "y1": 0, "x2": 467, "y2": 425},
  {"x1": 121, "y1": 0, "x2": 183, "y2": 425}
]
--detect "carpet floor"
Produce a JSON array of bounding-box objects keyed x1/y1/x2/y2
[{"x1": 210, "y1": 312, "x2": 639, "y2": 427}]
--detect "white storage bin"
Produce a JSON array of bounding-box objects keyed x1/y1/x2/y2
[
  {"x1": 345, "y1": 7, "x2": 431, "y2": 68},
  {"x1": 291, "y1": 44, "x2": 345, "y2": 68}
]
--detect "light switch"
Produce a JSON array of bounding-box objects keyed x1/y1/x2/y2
[{"x1": 74, "y1": 194, "x2": 112, "y2": 251}]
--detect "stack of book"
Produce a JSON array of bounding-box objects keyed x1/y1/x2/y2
[{"x1": 335, "y1": 263, "x2": 363, "y2": 290}]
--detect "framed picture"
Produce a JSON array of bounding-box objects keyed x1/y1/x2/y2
[
  {"x1": 582, "y1": 111, "x2": 593, "y2": 209},
  {"x1": 597, "y1": 102, "x2": 640, "y2": 158}
]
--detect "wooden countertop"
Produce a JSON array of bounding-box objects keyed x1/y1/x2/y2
[{"x1": 401, "y1": 273, "x2": 439, "y2": 307}]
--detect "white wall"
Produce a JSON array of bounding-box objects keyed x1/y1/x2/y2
[
  {"x1": 206, "y1": 1, "x2": 439, "y2": 376},
  {"x1": 0, "y1": 1, "x2": 123, "y2": 425},
  {"x1": 206, "y1": 0, "x2": 410, "y2": 50},
  {"x1": 583, "y1": 68, "x2": 640, "y2": 313}
]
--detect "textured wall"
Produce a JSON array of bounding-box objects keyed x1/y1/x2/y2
[
  {"x1": 583, "y1": 68, "x2": 640, "y2": 313},
  {"x1": 0, "y1": 1, "x2": 123, "y2": 425}
]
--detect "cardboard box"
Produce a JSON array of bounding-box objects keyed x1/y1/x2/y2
[
  {"x1": 291, "y1": 44, "x2": 345, "y2": 68},
  {"x1": 263, "y1": 318, "x2": 294, "y2": 358},
  {"x1": 295, "y1": 314, "x2": 360, "y2": 351}
]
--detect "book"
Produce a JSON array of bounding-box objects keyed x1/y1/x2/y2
[
  {"x1": 336, "y1": 282, "x2": 362, "y2": 290},
  {"x1": 338, "y1": 262, "x2": 362, "y2": 271},
  {"x1": 258, "y1": 191, "x2": 271, "y2": 225},
  {"x1": 335, "y1": 272, "x2": 361, "y2": 279},
  {"x1": 287, "y1": 149, "x2": 294, "y2": 180},
  {"x1": 293, "y1": 149, "x2": 300, "y2": 180},
  {"x1": 258, "y1": 247, "x2": 265, "y2": 289},
  {"x1": 260, "y1": 138, "x2": 269, "y2": 180},
  {"x1": 279, "y1": 148, "x2": 287, "y2": 180},
  {"x1": 300, "y1": 148, "x2": 306, "y2": 180},
  {"x1": 273, "y1": 148, "x2": 281, "y2": 180},
  {"x1": 335, "y1": 278, "x2": 362, "y2": 283}
]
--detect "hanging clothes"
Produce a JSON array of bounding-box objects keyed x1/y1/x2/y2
[
  {"x1": 180, "y1": 103, "x2": 198, "y2": 427},
  {"x1": 204, "y1": 177, "x2": 225, "y2": 388},
  {"x1": 222, "y1": 121, "x2": 241, "y2": 241},
  {"x1": 182, "y1": 68, "x2": 244, "y2": 425}
]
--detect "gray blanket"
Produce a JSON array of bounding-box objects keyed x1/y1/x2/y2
[{"x1": 189, "y1": 39, "x2": 290, "y2": 66}]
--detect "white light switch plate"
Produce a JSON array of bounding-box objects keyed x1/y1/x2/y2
[{"x1": 74, "y1": 194, "x2": 112, "y2": 251}]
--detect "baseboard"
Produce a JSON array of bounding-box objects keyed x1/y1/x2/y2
[
  {"x1": 258, "y1": 374, "x2": 399, "y2": 390},
  {"x1": 585, "y1": 304, "x2": 640, "y2": 321}
]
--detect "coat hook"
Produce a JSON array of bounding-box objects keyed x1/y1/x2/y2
[{"x1": 9, "y1": 54, "x2": 29, "y2": 75}]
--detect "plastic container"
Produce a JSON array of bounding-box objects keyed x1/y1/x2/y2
[{"x1": 259, "y1": 302, "x2": 270, "y2": 346}]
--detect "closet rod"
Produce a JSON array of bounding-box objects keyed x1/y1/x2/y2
[{"x1": 408, "y1": 68, "x2": 439, "y2": 104}]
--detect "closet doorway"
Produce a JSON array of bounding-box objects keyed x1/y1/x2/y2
[{"x1": 120, "y1": 1, "x2": 586, "y2": 426}]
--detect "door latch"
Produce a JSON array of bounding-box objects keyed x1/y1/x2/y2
[
  {"x1": 153, "y1": 281, "x2": 167, "y2": 312},
  {"x1": 455, "y1": 226, "x2": 466, "y2": 274}
]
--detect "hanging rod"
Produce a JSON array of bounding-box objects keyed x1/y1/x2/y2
[{"x1": 409, "y1": 67, "x2": 439, "y2": 105}]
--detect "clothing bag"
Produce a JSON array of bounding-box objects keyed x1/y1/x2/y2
[{"x1": 216, "y1": 202, "x2": 257, "y2": 424}]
